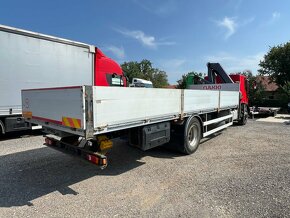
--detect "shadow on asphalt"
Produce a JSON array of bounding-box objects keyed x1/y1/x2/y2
[
  {"x1": 0, "y1": 129, "x2": 43, "y2": 141},
  {"x1": 0, "y1": 138, "x2": 183, "y2": 208},
  {"x1": 0, "y1": 127, "x2": 225, "y2": 208}
]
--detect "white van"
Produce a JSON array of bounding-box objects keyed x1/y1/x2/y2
[{"x1": 129, "y1": 78, "x2": 153, "y2": 88}]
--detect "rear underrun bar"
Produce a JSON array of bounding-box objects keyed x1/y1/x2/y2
[{"x1": 44, "y1": 136, "x2": 108, "y2": 169}]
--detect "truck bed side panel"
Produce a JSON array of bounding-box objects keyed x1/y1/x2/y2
[
  {"x1": 184, "y1": 90, "x2": 239, "y2": 113},
  {"x1": 219, "y1": 91, "x2": 239, "y2": 108},
  {"x1": 22, "y1": 87, "x2": 85, "y2": 133},
  {"x1": 93, "y1": 87, "x2": 181, "y2": 129}
]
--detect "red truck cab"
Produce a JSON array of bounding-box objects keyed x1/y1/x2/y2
[
  {"x1": 95, "y1": 48, "x2": 126, "y2": 87},
  {"x1": 229, "y1": 74, "x2": 248, "y2": 105}
]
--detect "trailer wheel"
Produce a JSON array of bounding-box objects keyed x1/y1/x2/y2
[{"x1": 182, "y1": 117, "x2": 202, "y2": 154}]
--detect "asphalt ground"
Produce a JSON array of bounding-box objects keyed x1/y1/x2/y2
[{"x1": 0, "y1": 119, "x2": 289, "y2": 217}]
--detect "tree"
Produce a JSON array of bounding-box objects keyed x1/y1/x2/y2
[
  {"x1": 259, "y1": 42, "x2": 290, "y2": 99},
  {"x1": 121, "y1": 59, "x2": 169, "y2": 88},
  {"x1": 152, "y1": 70, "x2": 168, "y2": 88},
  {"x1": 121, "y1": 61, "x2": 143, "y2": 81},
  {"x1": 176, "y1": 72, "x2": 203, "y2": 89},
  {"x1": 176, "y1": 74, "x2": 188, "y2": 89}
]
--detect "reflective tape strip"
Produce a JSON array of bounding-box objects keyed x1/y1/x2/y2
[
  {"x1": 67, "y1": 118, "x2": 75, "y2": 127},
  {"x1": 72, "y1": 118, "x2": 81, "y2": 129},
  {"x1": 23, "y1": 111, "x2": 32, "y2": 118},
  {"x1": 62, "y1": 117, "x2": 81, "y2": 129},
  {"x1": 63, "y1": 117, "x2": 70, "y2": 126}
]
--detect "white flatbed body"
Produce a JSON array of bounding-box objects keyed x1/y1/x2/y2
[{"x1": 22, "y1": 86, "x2": 240, "y2": 138}]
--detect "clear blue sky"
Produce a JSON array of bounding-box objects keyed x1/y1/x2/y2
[{"x1": 0, "y1": 0, "x2": 289, "y2": 84}]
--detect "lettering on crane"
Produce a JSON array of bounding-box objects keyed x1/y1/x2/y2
[
  {"x1": 189, "y1": 83, "x2": 240, "y2": 91},
  {"x1": 202, "y1": 85, "x2": 222, "y2": 90}
]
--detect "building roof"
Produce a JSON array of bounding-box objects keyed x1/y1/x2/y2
[
  {"x1": 165, "y1": 85, "x2": 177, "y2": 89},
  {"x1": 256, "y1": 76, "x2": 279, "y2": 92}
]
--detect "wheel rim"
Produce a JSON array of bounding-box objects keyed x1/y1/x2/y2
[{"x1": 188, "y1": 124, "x2": 198, "y2": 147}]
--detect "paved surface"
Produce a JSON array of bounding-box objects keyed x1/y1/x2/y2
[
  {"x1": 256, "y1": 114, "x2": 290, "y2": 124},
  {"x1": 0, "y1": 120, "x2": 289, "y2": 217}
]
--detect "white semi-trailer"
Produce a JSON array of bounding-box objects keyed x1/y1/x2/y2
[
  {"x1": 0, "y1": 24, "x2": 125, "y2": 134},
  {"x1": 22, "y1": 85, "x2": 241, "y2": 167}
]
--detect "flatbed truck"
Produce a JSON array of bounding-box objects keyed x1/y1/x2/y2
[
  {"x1": 1, "y1": 25, "x2": 248, "y2": 168},
  {"x1": 22, "y1": 83, "x2": 243, "y2": 168}
]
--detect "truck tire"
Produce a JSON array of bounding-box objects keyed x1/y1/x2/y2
[
  {"x1": 237, "y1": 104, "x2": 248, "y2": 125},
  {"x1": 0, "y1": 120, "x2": 5, "y2": 135},
  {"x1": 182, "y1": 117, "x2": 202, "y2": 154}
]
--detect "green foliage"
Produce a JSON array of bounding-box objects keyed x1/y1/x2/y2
[
  {"x1": 121, "y1": 59, "x2": 168, "y2": 88},
  {"x1": 176, "y1": 74, "x2": 188, "y2": 89},
  {"x1": 176, "y1": 72, "x2": 203, "y2": 89},
  {"x1": 152, "y1": 70, "x2": 169, "y2": 88},
  {"x1": 259, "y1": 42, "x2": 290, "y2": 98},
  {"x1": 241, "y1": 70, "x2": 253, "y2": 78}
]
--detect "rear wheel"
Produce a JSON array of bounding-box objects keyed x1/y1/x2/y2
[{"x1": 182, "y1": 117, "x2": 202, "y2": 154}]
